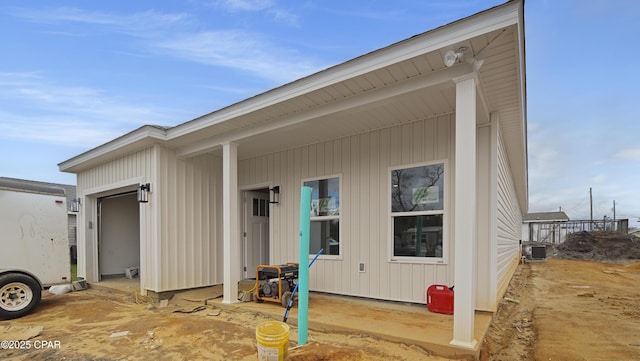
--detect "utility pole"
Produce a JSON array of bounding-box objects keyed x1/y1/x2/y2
[
  {"x1": 613, "y1": 200, "x2": 616, "y2": 231},
  {"x1": 589, "y1": 187, "x2": 593, "y2": 230}
]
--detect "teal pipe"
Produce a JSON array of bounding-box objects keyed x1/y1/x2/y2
[
  {"x1": 298, "y1": 186, "x2": 312, "y2": 345},
  {"x1": 283, "y1": 248, "x2": 323, "y2": 323}
]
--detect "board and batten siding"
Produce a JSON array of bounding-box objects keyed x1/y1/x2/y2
[
  {"x1": 239, "y1": 114, "x2": 453, "y2": 304},
  {"x1": 495, "y1": 127, "x2": 523, "y2": 298},
  {"x1": 156, "y1": 147, "x2": 222, "y2": 292},
  {"x1": 77, "y1": 146, "x2": 222, "y2": 293}
]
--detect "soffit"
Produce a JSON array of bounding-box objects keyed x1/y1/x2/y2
[{"x1": 170, "y1": 24, "x2": 523, "y2": 164}]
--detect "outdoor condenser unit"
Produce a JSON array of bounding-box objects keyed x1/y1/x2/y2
[{"x1": 530, "y1": 245, "x2": 547, "y2": 260}]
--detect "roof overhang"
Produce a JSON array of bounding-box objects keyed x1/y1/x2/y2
[
  {"x1": 59, "y1": 0, "x2": 527, "y2": 209},
  {"x1": 59, "y1": 125, "x2": 167, "y2": 172}
]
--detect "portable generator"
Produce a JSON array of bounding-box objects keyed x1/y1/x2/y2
[{"x1": 255, "y1": 263, "x2": 298, "y2": 307}]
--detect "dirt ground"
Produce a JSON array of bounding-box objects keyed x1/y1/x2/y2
[
  {"x1": 1, "y1": 231, "x2": 639, "y2": 360},
  {"x1": 482, "y1": 231, "x2": 640, "y2": 361}
]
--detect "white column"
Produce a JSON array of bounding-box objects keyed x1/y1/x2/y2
[
  {"x1": 487, "y1": 113, "x2": 499, "y2": 311},
  {"x1": 222, "y1": 142, "x2": 240, "y2": 304},
  {"x1": 450, "y1": 74, "x2": 478, "y2": 349}
]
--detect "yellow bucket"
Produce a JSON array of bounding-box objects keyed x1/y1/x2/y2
[{"x1": 256, "y1": 321, "x2": 289, "y2": 361}]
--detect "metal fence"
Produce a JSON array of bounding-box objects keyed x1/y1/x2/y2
[{"x1": 526, "y1": 219, "x2": 629, "y2": 244}]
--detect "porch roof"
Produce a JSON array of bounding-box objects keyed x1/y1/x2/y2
[{"x1": 59, "y1": 0, "x2": 526, "y2": 208}]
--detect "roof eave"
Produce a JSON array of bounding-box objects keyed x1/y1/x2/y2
[{"x1": 58, "y1": 125, "x2": 168, "y2": 174}]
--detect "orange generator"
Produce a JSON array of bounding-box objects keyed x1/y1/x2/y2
[{"x1": 255, "y1": 263, "x2": 299, "y2": 307}]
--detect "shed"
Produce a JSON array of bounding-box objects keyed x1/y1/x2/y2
[{"x1": 59, "y1": 0, "x2": 527, "y2": 349}]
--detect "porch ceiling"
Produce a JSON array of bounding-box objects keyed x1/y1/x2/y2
[
  {"x1": 171, "y1": 24, "x2": 522, "y2": 160},
  {"x1": 228, "y1": 82, "x2": 458, "y2": 159}
]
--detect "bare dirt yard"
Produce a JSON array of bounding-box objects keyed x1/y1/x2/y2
[
  {"x1": 482, "y1": 231, "x2": 640, "y2": 361},
  {"x1": 1, "y1": 231, "x2": 639, "y2": 360}
]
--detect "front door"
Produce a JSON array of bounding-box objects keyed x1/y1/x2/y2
[{"x1": 243, "y1": 190, "x2": 270, "y2": 279}]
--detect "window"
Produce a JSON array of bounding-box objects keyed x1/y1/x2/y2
[
  {"x1": 391, "y1": 162, "x2": 445, "y2": 260},
  {"x1": 303, "y1": 176, "x2": 340, "y2": 256},
  {"x1": 252, "y1": 198, "x2": 269, "y2": 217}
]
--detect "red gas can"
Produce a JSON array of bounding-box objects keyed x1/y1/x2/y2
[{"x1": 426, "y1": 284, "x2": 454, "y2": 314}]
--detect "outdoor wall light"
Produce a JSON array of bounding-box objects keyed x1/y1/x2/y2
[
  {"x1": 444, "y1": 46, "x2": 469, "y2": 67},
  {"x1": 137, "y1": 183, "x2": 151, "y2": 203},
  {"x1": 269, "y1": 186, "x2": 280, "y2": 204},
  {"x1": 70, "y1": 197, "x2": 81, "y2": 212}
]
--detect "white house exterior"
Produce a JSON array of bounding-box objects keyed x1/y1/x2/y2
[{"x1": 59, "y1": 0, "x2": 526, "y2": 349}]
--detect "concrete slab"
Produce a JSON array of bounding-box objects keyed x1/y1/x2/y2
[
  {"x1": 90, "y1": 280, "x2": 491, "y2": 359},
  {"x1": 213, "y1": 293, "x2": 491, "y2": 359},
  {"x1": 92, "y1": 276, "x2": 140, "y2": 294}
]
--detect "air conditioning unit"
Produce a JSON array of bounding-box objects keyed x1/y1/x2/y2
[{"x1": 530, "y1": 246, "x2": 546, "y2": 261}]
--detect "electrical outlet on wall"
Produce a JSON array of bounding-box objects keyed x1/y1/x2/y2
[{"x1": 359, "y1": 262, "x2": 366, "y2": 273}]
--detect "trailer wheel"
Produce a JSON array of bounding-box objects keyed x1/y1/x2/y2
[{"x1": 0, "y1": 273, "x2": 42, "y2": 320}]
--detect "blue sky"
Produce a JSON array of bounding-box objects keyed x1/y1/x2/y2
[{"x1": 1, "y1": 1, "x2": 639, "y2": 225}]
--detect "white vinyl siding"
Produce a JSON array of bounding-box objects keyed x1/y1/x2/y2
[
  {"x1": 495, "y1": 128, "x2": 522, "y2": 297},
  {"x1": 76, "y1": 146, "x2": 222, "y2": 293},
  {"x1": 238, "y1": 114, "x2": 453, "y2": 304},
  {"x1": 156, "y1": 147, "x2": 222, "y2": 292},
  {"x1": 475, "y1": 123, "x2": 494, "y2": 311}
]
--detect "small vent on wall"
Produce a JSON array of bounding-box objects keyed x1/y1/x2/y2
[{"x1": 359, "y1": 262, "x2": 366, "y2": 273}]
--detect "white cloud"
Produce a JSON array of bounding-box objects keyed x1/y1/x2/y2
[
  {"x1": 0, "y1": 72, "x2": 177, "y2": 148},
  {"x1": 212, "y1": 0, "x2": 298, "y2": 26},
  {"x1": 0, "y1": 112, "x2": 122, "y2": 148},
  {"x1": 266, "y1": 8, "x2": 299, "y2": 27},
  {"x1": 590, "y1": 173, "x2": 607, "y2": 185},
  {"x1": 616, "y1": 148, "x2": 640, "y2": 161},
  {"x1": 10, "y1": 6, "x2": 312, "y2": 83},
  {"x1": 154, "y1": 30, "x2": 320, "y2": 82},
  {"x1": 215, "y1": 0, "x2": 274, "y2": 12},
  {"x1": 12, "y1": 7, "x2": 190, "y2": 34}
]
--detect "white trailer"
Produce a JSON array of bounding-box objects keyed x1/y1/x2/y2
[{"x1": 0, "y1": 177, "x2": 70, "y2": 319}]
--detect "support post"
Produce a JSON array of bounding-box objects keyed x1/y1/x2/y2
[
  {"x1": 222, "y1": 142, "x2": 240, "y2": 304},
  {"x1": 450, "y1": 74, "x2": 478, "y2": 349}
]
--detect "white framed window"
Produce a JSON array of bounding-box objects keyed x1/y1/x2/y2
[
  {"x1": 303, "y1": 175, "x2": 341, "y2": 258},
  {"x1": 390, "y1": 161, "x2": 446, "y2": 263}
]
